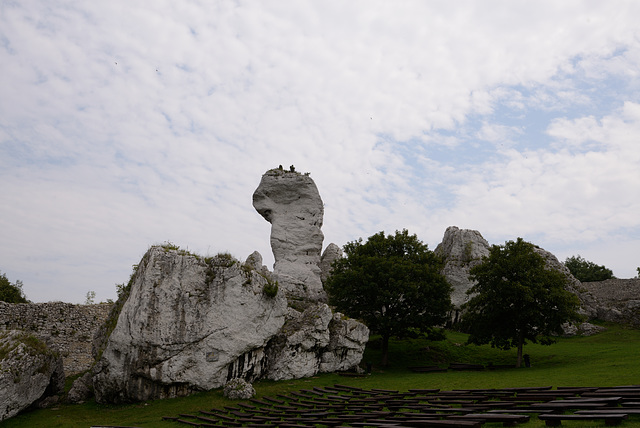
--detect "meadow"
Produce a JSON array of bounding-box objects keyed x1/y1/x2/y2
[{"x1": 4, "y1": 322, "x2": 639, "y2": 427}]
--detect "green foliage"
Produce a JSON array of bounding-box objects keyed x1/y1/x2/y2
[
  {"x1": 262, "y1": 278, "x2": 279, "y2": 298},
  {"x1": 85, "y1": 290, "x2": 96, "y2": 305},
  {"x1": 0, "y1": 271, "x2": 28, "y2": 303},
  {"x1": 462, "y1": 238, "x2": 582, "y2": 367},
  {"x1": 325, "y1": 229, "x2": 452, "y2": 366},
  {"x1": 564, "y1": 254, "x2": 615, "y2": 282}
]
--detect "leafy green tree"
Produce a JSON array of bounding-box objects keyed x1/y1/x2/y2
[
  {"x1": 325, "y1": 229, "x2": 452, "y2": 366},
  {"x1": 0, "y1": 272, "x2": 28, "y2": 303},
  {"x1": 462, "y1": 238, "x2": 582, "y2": 368},
  {"x1": 564, "y1": 255, "x2": 615, "y2": 282}
]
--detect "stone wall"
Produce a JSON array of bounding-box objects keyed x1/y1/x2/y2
[
  {"x1": 0, "y1": 301, "x2": 112, "y2": 376},
  {"x1": 578, "y1": 278, "x2": 640, "y2": 326}
]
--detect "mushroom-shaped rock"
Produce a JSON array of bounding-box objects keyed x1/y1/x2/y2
[{"x1": 253, "y1": 169, "x2": 327, "y2": 302}]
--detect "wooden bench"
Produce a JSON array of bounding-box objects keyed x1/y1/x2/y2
[
  {"x1": 447, "y1": 413, "x2": 530, "y2": 426},
  {"x1": 409, "y1": 365, "x2": 448, "y2": 373},
  {"x1": 538, "y1": 413, "x2": 628, "y2": 426},
  {"x1": 448, "y1": 363, "x2": 484, "y2": 371}
]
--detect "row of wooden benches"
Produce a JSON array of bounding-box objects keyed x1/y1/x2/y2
[{"x1": 162, "y1": 384, "x2": 640, "y2": 427}]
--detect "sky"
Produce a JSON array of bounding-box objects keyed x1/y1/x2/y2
[{"x1": 1, "y1": 1, "x2": 639, "y2": 304}]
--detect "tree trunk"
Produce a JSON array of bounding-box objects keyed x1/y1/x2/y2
[
  {"x1": 516, "y1": 334, "x2": 524, "y2": 368},
  {"x1": 381, "y1": 333, "x2": 390, "y2": 367}
]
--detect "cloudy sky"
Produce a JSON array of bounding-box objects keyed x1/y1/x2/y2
[{"x1": 2, "y1": 1, "x2": 639, "y2": 303}]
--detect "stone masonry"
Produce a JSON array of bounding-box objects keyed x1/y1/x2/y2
[{"x1": 0, "y1": 301, "x2": 112, "y2": 375}]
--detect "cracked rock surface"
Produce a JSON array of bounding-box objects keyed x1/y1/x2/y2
[
  {"x1": 253, "y1": 168, "x2": 327, "y2": 302},
  {"x1": 92, "y1": 247, "x2": 288, "y2": 403}
]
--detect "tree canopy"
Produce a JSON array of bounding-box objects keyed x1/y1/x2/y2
[
  {"x1": 564, "y1": 255, "x2": 615, "y2": 282},
  {"x1": 462, "y1": 238, "x2": 582, "y2": 367},
  {"x1": 0, "y1": 271, "x2": 28, "y2": 303},
  {"x1": 325, "y1": 229, "x2": 452, "y2": 366}
]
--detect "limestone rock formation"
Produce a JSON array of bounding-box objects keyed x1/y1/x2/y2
[
  {"x1": 0, "y1": 330, "x2": 65, "y2": 421},
  {"x1": 320, "y1": 243, "x2": 343, "y2": 283},
  {"x1": 92, "y1": 243, "x2": 369, "y2": 403},
  {"x1": 264, "y1": 303, "x2": 369, "y2": 380},
  {"x1": 531, "y1": 245, "x2": 596, "y2": 319},
  {"x1": 434, "y1": 226, "x2": 490, "y2": 316},
  {"x1": 92, "y1": 247, "x2": 288, "y2": 403},
  {"x1": 253, "y1": 168, "x2": 327, "y2": 302}
]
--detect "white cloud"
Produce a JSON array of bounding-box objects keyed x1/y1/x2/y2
[{"x1": 2, "y1": 1, "x2": 640, "y2": 301}]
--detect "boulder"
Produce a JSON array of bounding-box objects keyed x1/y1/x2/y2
[
  {"x1": 92, "y1": 247, "x2": 288, "y2": 403},
  {"x1": 0, "y1": 330, "x2": 65, "y2": 421},
  {"x1": 223, "y1": 378, "x2": 256, "y2": 400},
  {"x1": 320, "y1": 243, "x2": 343, "y2": 284},
  {"x1": 264, "y1": 303, "x2": 369, "y2": 380},
  {"x1": 67, "y1": 371, "x2": 93, "y2": 404},
  {"x1": 562, "y1": 321, "x2": 607, "y2": 337},
  {"x1": 434, "y1": 226, "x2": 490, "y2": 318},
  {"x1": 253, "y1": 168, "x2": 327, "y2": 302}
]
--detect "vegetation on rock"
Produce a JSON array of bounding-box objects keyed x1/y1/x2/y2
[
  {"x1": 564, "y1": 254, "x2": 615, "y2": 282},
  {"x1": 0, "y1": 272, "x2": 28, "y2": 303}
]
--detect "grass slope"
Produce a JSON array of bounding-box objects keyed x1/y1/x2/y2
[{"x1": 4, "y1": 323, "x2": 640, "y2": 427}]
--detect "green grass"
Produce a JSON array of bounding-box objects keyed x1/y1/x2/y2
[{"x1": 4, "y1": 323, "x2": 640, "y2": 427}]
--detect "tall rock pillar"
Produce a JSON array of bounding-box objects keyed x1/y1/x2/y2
[{"x1": 253, "y1": 168, "x2": 327, "y2": 303}]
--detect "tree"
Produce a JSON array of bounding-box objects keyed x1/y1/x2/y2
[
  {"x1": 564, "y1": 255, "x2": 615, "y2": 282},
  {"x1": 462, "y1": 238, "x2": 582, "y2": 368},
  {"x1": 0, "y1": 272, "x2": 28, "y2": 303},
  {"x1": 325, "y1": 229, "x2": 452, "y2": 366},
  {"x1": 85, "y1": 290, "x2": 96, "y2": 305}
]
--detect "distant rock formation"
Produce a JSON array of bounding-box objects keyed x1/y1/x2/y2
[
  {"x1": 0, "y1": 330, "x2": 65, "y2": 421},
  {"x1": 320, "y1": 243, "x2": 343, "y2": 284},
  {"x1": 434, "y1": 226, "x2": 490, "y2": 321},
  {"x1": 253, "y1": 168, "x2": 327, "y2": 302}
]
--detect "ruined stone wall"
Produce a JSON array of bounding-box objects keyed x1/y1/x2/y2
[
  {"x1": 579, "y1": 278, "x2": 640, "y2": 326},
  {"x1": 0, "y1": 301, "x2": 112, "y2": 376}
]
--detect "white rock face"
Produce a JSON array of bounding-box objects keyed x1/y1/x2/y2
[
  {"x1": 435, "y1": 226, "x2": 490, "y2": 314},
  {"x1": 320, "y1": 243, "x2": 343, "y2": 284},
  {"x1": 92, "y1": 247, "x2": 288, "y2": 403},
  {"x1": 0, "y1": 330, "x2": 65, "y2": 421},
  {"x1": 253, "y1": 169, "x2": 327, "y2": 302},
  {"x1": 265, "y1": 303, "x2": 369, "y2": 380}
]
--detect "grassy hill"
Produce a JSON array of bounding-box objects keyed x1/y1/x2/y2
[{"x1": 4, "y1": 322, "x2": 640, "y2": 427}]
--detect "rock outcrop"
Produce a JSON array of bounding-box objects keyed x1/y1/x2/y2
[
  {"x1": 90, "y1": 169, "x2": 369, "y2": 403},
  {"x1": 264, "y1": 303, "x2": 369, "y2": 380},
  {"x1": 434, "y1": 226, "x2": 490, "y2": 317},
  {"x1": 92, "y1": 247, "x2": 369, "y2": 403},
  {"x1": 320, "y1": 243, "x2": 343, "y2": 284},
  {"x1": 92, "y1": 247, "x2": 288, "y2": 403},
  {"x1": 253, "y1": 168, "x2": 327, "y2": 302},
  {"x1": 0, "y1": 330, "x2": 65, "y2": 421}
]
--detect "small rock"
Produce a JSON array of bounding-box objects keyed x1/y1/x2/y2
[{"x1": 223, "y1": 379, "x2": 256, "y2": 400}]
